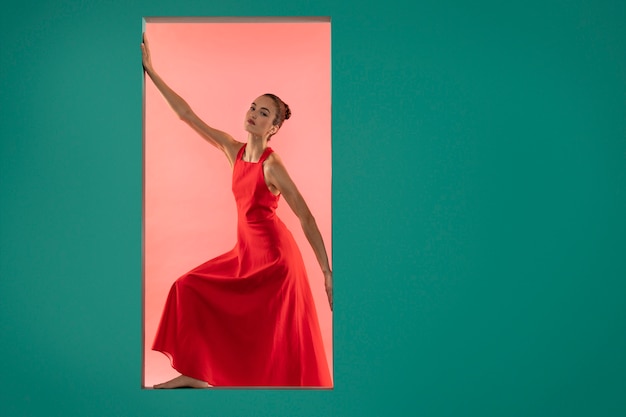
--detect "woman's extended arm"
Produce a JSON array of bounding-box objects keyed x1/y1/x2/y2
[
  {"x1": 264, "y1": 154, "x2": 333, "y2": 311},
  {"x1": 141, "y1": 34, "x2": 241, "y2": 165}
]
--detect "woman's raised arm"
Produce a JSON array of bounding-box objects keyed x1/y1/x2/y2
[{"x1": 141, "y1": 34, "x2": 241, "y2": 166}]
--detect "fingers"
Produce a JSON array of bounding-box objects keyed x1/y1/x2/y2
[
  {"x1": 324, "y1": 271, "x2": 333, "y2": 311},
  {"x1": 326, "y1": 286, "x2": 333, "y2": 311},
  {"x1": 141, "y1": 33, "x2": 149, "y2": 52},
  {"x1": 140, "y1": 35, "x2": 151, "y2": 71},
  {"x1": 143, "y1": 33, "x2": 150, "y2": 51}
]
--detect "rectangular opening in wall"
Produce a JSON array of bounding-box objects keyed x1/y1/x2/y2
[{"x1": 142, "y1": 16, "x2": 332, "y2": 389}]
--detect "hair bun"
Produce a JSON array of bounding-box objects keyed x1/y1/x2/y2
[{"x1": 263, "y1": 93, "x2": 291, "y2": 130}]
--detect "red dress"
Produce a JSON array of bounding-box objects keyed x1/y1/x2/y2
[{"x1": 152, "y1": 144, "x2": 331, "y2": 387}]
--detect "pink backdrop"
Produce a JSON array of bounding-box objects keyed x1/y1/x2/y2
[{"x1": 142, "y1": 19, "x2": 332, "y2": 387}]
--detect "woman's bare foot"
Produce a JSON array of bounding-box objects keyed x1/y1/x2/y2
[{"x1": 154, "y1": 374, "x2": 209, "y2": 389}]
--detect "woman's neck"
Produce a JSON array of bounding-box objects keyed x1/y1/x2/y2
[{"x1": 243, "y1": 134, "x2": 268, "y2": 162}]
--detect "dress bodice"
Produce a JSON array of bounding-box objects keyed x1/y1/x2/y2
[{"x1": 232, "y1": 144, "x2": 280, "y2": 223}]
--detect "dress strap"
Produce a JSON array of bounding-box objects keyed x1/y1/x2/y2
[
  {"x1": 236, "y1": 143, "x2": 247, "y2": 161},
  {"x1": 236, "y1": 144, "x2": 273, "y2": 164},
  {"x1": 258, "y1": 147, "x2": 274, "y2": 164}
]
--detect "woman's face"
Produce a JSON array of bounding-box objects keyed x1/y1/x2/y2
[{"x1": 244, "y1": 95, "x2": 279, "y2": 138}]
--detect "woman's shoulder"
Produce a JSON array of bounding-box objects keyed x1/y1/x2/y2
[
  {"x1": 263, "y1": 149, "x2": 284, "y2": 166},
  {"x1": 229, "y1": 140, "x2": 246, "y2": 160}
]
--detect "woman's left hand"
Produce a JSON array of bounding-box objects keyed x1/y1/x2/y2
[
  {"x1": 141, "y1": 33, "x2": 153, "y2": 72},
  {"x1": 324, "y1": 270, "x2": 333, "y2": 311}
]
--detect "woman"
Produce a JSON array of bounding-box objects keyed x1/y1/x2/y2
[{"x1": 141, "y1": 34, "x2": 333, "y2": 388}]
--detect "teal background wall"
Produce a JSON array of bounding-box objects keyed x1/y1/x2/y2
[{"x1": 1, "y1": 0, "x2": 624, "y2": 416}]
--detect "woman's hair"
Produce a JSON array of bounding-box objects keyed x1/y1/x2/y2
[{"x1": 263, "y1": 93, "x2": 291, "y2": 128}]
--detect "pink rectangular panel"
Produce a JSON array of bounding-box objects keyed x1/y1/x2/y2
[{"x1": 143, "y1": 18, "x2": 332, "y2": 388}]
